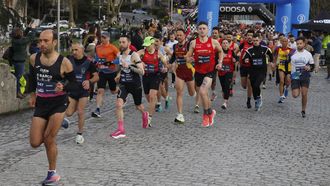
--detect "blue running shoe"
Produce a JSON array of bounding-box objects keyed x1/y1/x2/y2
[
  {"x1": 61, "y1": 118, "x2": 69, "y2": 129},
  {"x1": 155, "y1": 104, "x2": 162, "y2": 112},
  {"x1": 165, "y1": 97, "x2": 171, "y2": 110},
  {"x1": 255, "y1": 97, "x2": 263, "y2": 111},
  {"x1": 41, "y1": 171, "x2": 60, "y2": 186},
  {"x1": 91, "y1": 109, "x2": 101, "y2": 118},
  {"x1": 284, "y1": 88, "x2": 289, "y2": 98}
]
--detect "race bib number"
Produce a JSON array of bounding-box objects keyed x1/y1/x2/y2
[
  {"x1": 252, "y1": 58, "x2": 263, "y2": 66},
  {"x1": 198, "y1": 56, "x2": 210, "y2": 64},
  {"x1": 145, "y1": 64, "x2": 155, "y2": 73},
  {"x1": 221, "y1": 65, "x2": 231, "y2": 72}
]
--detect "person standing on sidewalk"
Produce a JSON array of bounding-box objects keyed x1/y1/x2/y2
[
  {"x1": 28, "y1": 29, "x2": 79, "y2": 185},
  {"x1": 185, "y1": 21, "x2": 224, "y2": 127},
  {"x1": 290, "y1": 37, "x2": 314, "y2": 118},
  {"x1": 110, "y1": 35, "x2": 148, "y2": 139},
  {"x1": 243, "y1": 34, "x2": 273, "y2": 111},
  {"x1": 61, "y1": 42, "x2": 99, "y2": 144}
]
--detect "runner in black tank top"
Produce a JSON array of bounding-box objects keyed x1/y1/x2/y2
[
  {"x1": 110, "y1": 35, "x2": 149, "y2": 139},
  {"x1": 61, "y1": 43, "x2": 99, "y2": 144},
  {"x1": 28, "y1": 29, "x2": 79, "y2": 186}
]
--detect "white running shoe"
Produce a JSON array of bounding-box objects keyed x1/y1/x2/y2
[
  {"x1": 174, "y1": 113, "x2": 185, "y2": 123},
  {"x1": 75, "y1": 134, "x2": 84, "y2": 144}
]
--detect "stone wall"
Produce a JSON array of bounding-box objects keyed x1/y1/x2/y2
[{"x1": 0, "y1": 63, "x2": 30, "y2": 114}]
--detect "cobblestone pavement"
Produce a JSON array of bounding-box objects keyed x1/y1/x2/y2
[{"x1": 0, "y1": 71, "x2": 330, "y2": 186}]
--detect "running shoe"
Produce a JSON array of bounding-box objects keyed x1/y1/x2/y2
[
  {"x1": 111, "y1": 129, "x2": 126, "y2": 139},
  {"x1": 165, "y1": 97, "x2": 172, "y2": 110},
  {"x1": 61, "y1": 118, "x2": 70, "y2": 129},
  {"x1": 262, "y1": 84, "x2": 266, "y2": 89},
  {"x1": 284, "y1": 88, "x2": 289, "y2": 98},
  {"x1": 148, "y1": 116, "x2": 152, "y2": 127},
  {"x1": 91, "y1": 109, "x2": 101, "y2": 118},
  {"x1": 255, "y1": 97, "x2": 263, "y2": 111},
  {"x1": 325, "y1": 76, "x2": 330, "y2": 80},
  {"x1": 278, "y1": 96, "x2": 285, "y2": 103},
  {"x1": 41, "y1": 171, "x2": 60, "y2": 186},
  {"x1": 75, "y1": 134, "x2": 84, "y2": 144},
  {"x1": 142, "y1": 112, "x2": 149, "y2": 128},
  {"x1": 221, "y1": 103, "x2": 227, "y2": 110},
  {"x1": 301, "y1": 111, "x2": 306, "y2": 118},
  {"x1": 210, "y1": 93, "x2": 217, "y2": 101},
  {"x1": 194, "y1": 105, "x2": 200, "y2": 113},
  {"x1": 247, "y1": 100, "x2": 252, "y2": 109},
  {"x1": 174, "y1": 113, "x2": 185, "y2": 124},
  {"x1": 155, "y1": 104, "x2": 162, "y2": 112},
  {"x1": 208, "y1": 109, "x2": 216, "y2": 126},
  {"x1": 202, "y1": 114, "x2": 209, "y2": 127}
]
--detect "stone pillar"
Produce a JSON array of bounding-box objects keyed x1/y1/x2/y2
[{"x1": 0, "y1": 63, "x2": 30, "y2": 114}]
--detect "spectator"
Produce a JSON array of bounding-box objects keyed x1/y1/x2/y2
[
  {"x1": 11, "y1": 27, "x2": 32, "y2": 98},
  {"x1": 311, "y1": 32, "x2": 322, "y2": 73}
]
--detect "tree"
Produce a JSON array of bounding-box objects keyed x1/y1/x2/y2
[
  {"x1": 68, "y1": 0, "x2": 75, "y2": 27},
  {"x1": 106, "y1": 0, "x2": 124, "y2": 25}
]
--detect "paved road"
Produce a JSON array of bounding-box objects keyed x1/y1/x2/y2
[{"x1": 0, "y1": 70, "x2": 330, "y2": 186}]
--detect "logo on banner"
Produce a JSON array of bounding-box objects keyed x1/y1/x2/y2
[
  {"x1": 281, "y1": 16, "x2": 288, "y2": 34},
  {"x1": 207, "y1": 11, "x2": 213, "y2": 33},
  {"x1": 297, "y1": 14, "x2": 305, "y2": 23},
  {"x1": 220, "y1": 6, "x2": 247, "y2": 13}
]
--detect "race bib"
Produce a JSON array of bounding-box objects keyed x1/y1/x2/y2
[
  {"x1": 198, "y1": 56, "x2": 210, "y2": 64},
  {"x1": 252, "y1": 58, "x2": 263, "y2": 66},
  {"x1": 221, "y1": 65, "x2": 231, "y2": 72},
  {"x1": 145, "y1": 64, "x2": 155, "y2": 73}
]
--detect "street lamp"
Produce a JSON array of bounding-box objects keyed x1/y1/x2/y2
[
  {"x1": 98, "y1": 0, "x2": 101, "y2": 21},
  {"x1": 57, "y1": 0, "x2": 60, "y2": 52}
]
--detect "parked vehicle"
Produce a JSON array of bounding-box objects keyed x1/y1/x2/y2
[{"x1": 132, "y1": 9, "x2": 148, "y2": 15}]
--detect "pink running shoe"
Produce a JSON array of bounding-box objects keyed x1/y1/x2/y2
[
  {"x1": 142, "y1": 111, "x2": 149, "y2": 128},
  {"x1": 111, "y1": 129, "x2": 126, "y2": 139},
  {"x1": 209, "y1": 109, "x2": 216, "y2": 126},
  {"x1": 202, "y1": 114, "x2": 209, "y2": 127}
]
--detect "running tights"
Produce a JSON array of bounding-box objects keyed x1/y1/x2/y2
[{"x1": 219, "y1": 73, "x2": 233, "y2": 100}]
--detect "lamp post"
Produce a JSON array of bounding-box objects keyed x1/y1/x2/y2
[
  {"x1": 98, "y1": 0, "x2": 101, "y2": 21},
  {"x1": 57, "y1": 0, "x2": 60, "y2": 52}
]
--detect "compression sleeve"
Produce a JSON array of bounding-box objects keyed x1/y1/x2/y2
[
  {"x1": 129, "y1": 65, "x2": 144, "y2": 75},
  {"x1": 63, "y1": 71, "x2": 80, "y2": 92}
]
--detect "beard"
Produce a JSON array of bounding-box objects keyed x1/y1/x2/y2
[{"x1": 120, "y1": 46, "x2": 128, "y2": 52}]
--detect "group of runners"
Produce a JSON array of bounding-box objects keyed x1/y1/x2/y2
[{"x1": 27, "y1": 21, "x2": 315, "y2": 185}]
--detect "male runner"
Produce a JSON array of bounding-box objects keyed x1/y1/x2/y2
[
  {"x1": 210, "y1": 27, "x2": 221, "y2": 101},
  {"x1": 171, "y1": 28, "x2": 196, "y2": 123},
  {"x1": 239, "y1": 30, "x2": 254, "y2": 108},
  {"x1": 61, "y1": 42, "x2": 99, "y2": 144},
  {"x1": 110, "y1": 35, "x2": 149, "y2": 138},
  {"x1": 273, "y1": 37, "x2": 295, "y2": 103},
  {"x1": 154, "y1": 32, "x2": 172, "y2": 112},
  {"x1": 28, "y1": 29, "x2": 79, "y2": 185},
  {"x1": 243, "y1": 34, "x2": 273, "y2": 111},
  {"x1": 290, "y1": 37, "x2": 314, "y2": 118},
  {"x1": 92, "y1": 32, "x2": 120, "y2": 118},
  {"x1": 185, "y1": 22, "x2": 224, "y2": 127}
]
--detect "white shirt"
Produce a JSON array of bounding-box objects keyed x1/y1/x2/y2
[
  {"x1": 291, "y1": 49, "x2": 314, "y2": 74},
  {"x1": 289, "y1": 41, "x2": 297, "y2": 50},
  {"x1": 165, "y1": 40, "x2": 178, "y2": 53}
]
